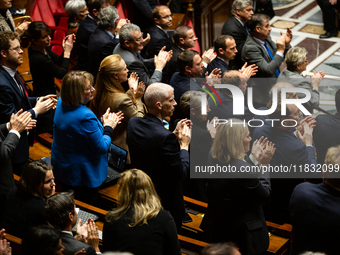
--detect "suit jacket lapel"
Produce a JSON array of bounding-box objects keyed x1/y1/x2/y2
[{"x1": 0, "y1": 67, "x2": 24, "y2": 99}]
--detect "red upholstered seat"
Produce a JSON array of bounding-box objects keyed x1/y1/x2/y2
[{"x1": 51, "y1": 45, "x2": 63, "y2": 55}]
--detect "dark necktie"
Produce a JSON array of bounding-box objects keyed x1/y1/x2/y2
[
  {"x1": 14, "y1": 72, "x2": 30, "y2": 110},
  {"x1": 264, "y1": 42, "x2": 280, "y2": 77},
  {"x1": 137, "y1": 53, "x2": 142, "y2": 61}
]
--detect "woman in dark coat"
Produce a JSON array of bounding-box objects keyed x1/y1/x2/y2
[{"x1": 201, "y1": 119, "x2": 275, "y2": 255}]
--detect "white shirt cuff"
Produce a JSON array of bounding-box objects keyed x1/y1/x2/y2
[
  {"x1": 276, "y1": 51, "x2": 284, "y2": 58},
  {"x1": 9, "y1": 130, "x2": 20, "y2": 139},
  {"x1": 155, "y1": 69, "x2": 162, "y2": 73}
]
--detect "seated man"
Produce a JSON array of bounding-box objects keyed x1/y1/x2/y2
[
  {"x1": 143, "y1": 5, "x2": 173, "y2": 59},
  {"x1": 113, "y1": 23, "x2": 171, "y2": 87},
  {"x1": 313, "y1": 88, "x2": 340, "y2": 164},
  {"x1": 290, "y1": 145, "x2": 340, "y2": 255},
  {"x1": 42, "y1": 191, "x2": 100, "y2": 255},
  {"x1": 88, "y1": 6, "x2": 125, "y2": 79}
]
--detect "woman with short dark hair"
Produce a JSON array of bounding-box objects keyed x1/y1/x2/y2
[
  {"x1": 103, "y1": 169, "x2": 181, "y2": 255},
  {"x1": 1, "y1": 160, "x2": 56, "y2": 238},
  {"x1": 51, "y1": 71, "x2": 123, "y2": 204},
  {"x1": 27, "y1": 21, "x2": 74, "y2": 134}
]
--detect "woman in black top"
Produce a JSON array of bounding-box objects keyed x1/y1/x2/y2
[
  {"x1": 27, "y1": 21, "x2": 74, "y2": 134},
  {"x1": 201, "y1": 119, "x2": 275, "y2": 255},
  {"x1": 103, "y1": 169, "x2": 181, "y2": 255},
  {"x1": 2, "y1": 160, "x2": 56, "y2": 238}
]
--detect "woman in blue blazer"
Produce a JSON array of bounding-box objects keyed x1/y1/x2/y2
[{"x1": 51, "y1": 71, "x2": 123, "y2": 203}]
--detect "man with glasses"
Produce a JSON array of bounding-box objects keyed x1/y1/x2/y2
[
  {"x1": 0, "y1": 31, "x2": 56, "y2": 175},
  {"x1": 113, "y1": 23, "x2": 172, "y2": 87},
  {"x1": 143, "y1": 5, "x2": 173, "y2": 59}
]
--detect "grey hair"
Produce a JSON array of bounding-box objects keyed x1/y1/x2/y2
[
  {"x1": 231, "y1": 0, "x2": 253, "y2": 15},
  {"x1": 119, "y1": 23, "x2": 141, "y2": 44},
  {"x1": 285, "y1": 47, "x2": 308, "y2": 71},
  {"x1": 180, "y1": 90, "x2": 205, "y2": 116},
  {"x1": 98, "y1": 6, "x2": 119, "y2": 30},
  {"x1": 65, "y1": 0, "x2": 86, "y2": 17},
  {"x1": 144, "y1": 83, "x2": 174, "y2": 109}
]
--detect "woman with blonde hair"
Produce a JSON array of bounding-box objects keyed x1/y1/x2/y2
[
  {"x1": 91, "y1": 54, "x2": 145, "y2": 165},
  {"x1": 200, "y1": 119, "x2": 275, "y2": 255},
  {"x1": 103, "y1": 169, "x2": 181, "y2": 255}
]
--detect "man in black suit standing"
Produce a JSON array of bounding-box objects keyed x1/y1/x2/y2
[
  {"x1": 76, "y1": 0, "x2": 110, "y2": 71},
  {"x1": 43, "y1": 192, "x2": 100, "y2": 255},
  {"x1": 127, "y1": 83, "x2": 191, "y2": 232},
  {"x1": 221, "y1": 0, "x2": 254, "y2": 69},
  {"x1": 165, "y1": 25, "x2": 215, "y2": 83},
  {"x1": 316, "y1": 0, "x2": 340, "y2": 38},
  {"x1": 144, "y1": 5, "x2": 173, "y2": 59},
  {"x1": 0, "y1": 31, "x2": 56, "y2": 175},
  {"x1": 313, "y1": 88, "x2": 340, "y2": 164},
  {"x1": 88, "y1": 6, "x2": 127, "y2": 79},
  {"x1": 0, "y1": 110, "x2": 32, "y2": 221}
]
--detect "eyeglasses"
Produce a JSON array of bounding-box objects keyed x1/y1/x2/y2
[
  {"x1": 84, "y1": 85, "x2": 94, "y2": 91},
  {"x1": 129, "y1": 32, "x2": 144, "y2": 42},
  {"x1": 160, "y1": 13, "x2": 173, "y2": 20},
  {"x1": 289, "y1": 109, "x2": 302, "y2": 117},
  {"x1": 9, "y1": 46, "x2": 23, "y2": 52}
]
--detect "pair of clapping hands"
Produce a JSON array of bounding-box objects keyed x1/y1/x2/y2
[
  {"x1": 102, "y1": 108, "x2": 124, "y2": 129},
  {"x1": 0, "y1": 229, "x2": 11, "y2": 255},
  {"x1": 74, "y1": 218, "x2": 100, "y2": 254},
  {"x1": 173, "y1": 119, "x2": 192, "y2": 151}
]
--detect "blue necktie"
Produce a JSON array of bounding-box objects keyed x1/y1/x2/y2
[
  {"x1": 245, "y1": 25, "x2": 250, "y2": 35},
  {"x1": 264, "y1": 42, "x2": 280, "y2": 77}
]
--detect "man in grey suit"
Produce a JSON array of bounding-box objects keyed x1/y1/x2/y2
[
  {"x1": 0, "y1": 110, "x2": 32, "y2": 221},
  {"x1": 113, "y1": 23, "x2": 171, "y2": 87},
  {"x1": 241, "y1": 13, "x2": 292, "y2": 107},
  {"x1": 42, "y1": 192, "x2": 99, "y2": 255}
]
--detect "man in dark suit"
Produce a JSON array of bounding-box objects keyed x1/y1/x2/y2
[
  {"x1": 143, "y1": 5, "x2": 173, "y2": 59},
  {"x1": 290, "y1": 145, "x2": 340, "y2": 255},
  {"x1": 316, "y1": 0, "x2": 340, "y2": 38},
  {"x1": 263, "y1": 94, "x2": 317, "y2": 223},
  {"x1": 129, "y1": 0, "x2": 158, "y2": 33},
  {"x1": 165, "y1": 25, "x2": 215, "y2": 83},
  {"x1": 127, "y1": 83, "x2": 191, "y2": 232},
  {"x1": 241, "y1": 13, "x2": 292, "y2": 107},
  {"x1": 170, "y1": 50, "x2": 220, "y2": 126},
  {"x1": 113, "y1": 23, "x2": 171, "y2": 87},
  {"x1": 207, "y1": 35, "x2": 237, "y2": 74},
  {"x1": 42, "y1": 192, "x2": 99, "y2": 255},
  {"x1": 88, "y1": 6, "x2": 125, "y2": 79},
  {"x1": 0, "y1": 110, "x2": 32, "y2": 221},
  {"x1": 313, "y1": 89, "x2": 340, "y2": 164},
  {"x1": 76, "y1": 0, "x2": 110, "y2": 71},
  {"x1": 221, "y1": 0, "x2": 254, "y2": 69},
  {"x1": 208, "y1": 70, "x2": 252, "y2": 122},
  {"x1": 0, "y1": 31, "x2": 56, "y2": 175}
]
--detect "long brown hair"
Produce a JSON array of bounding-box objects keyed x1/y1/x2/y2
[
  {"x1": 90, "y1": 54, "x2": 127, "y2": 118},
  {"x1": 105, "y1": 169, "x2": 162, "y2": 227}
]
